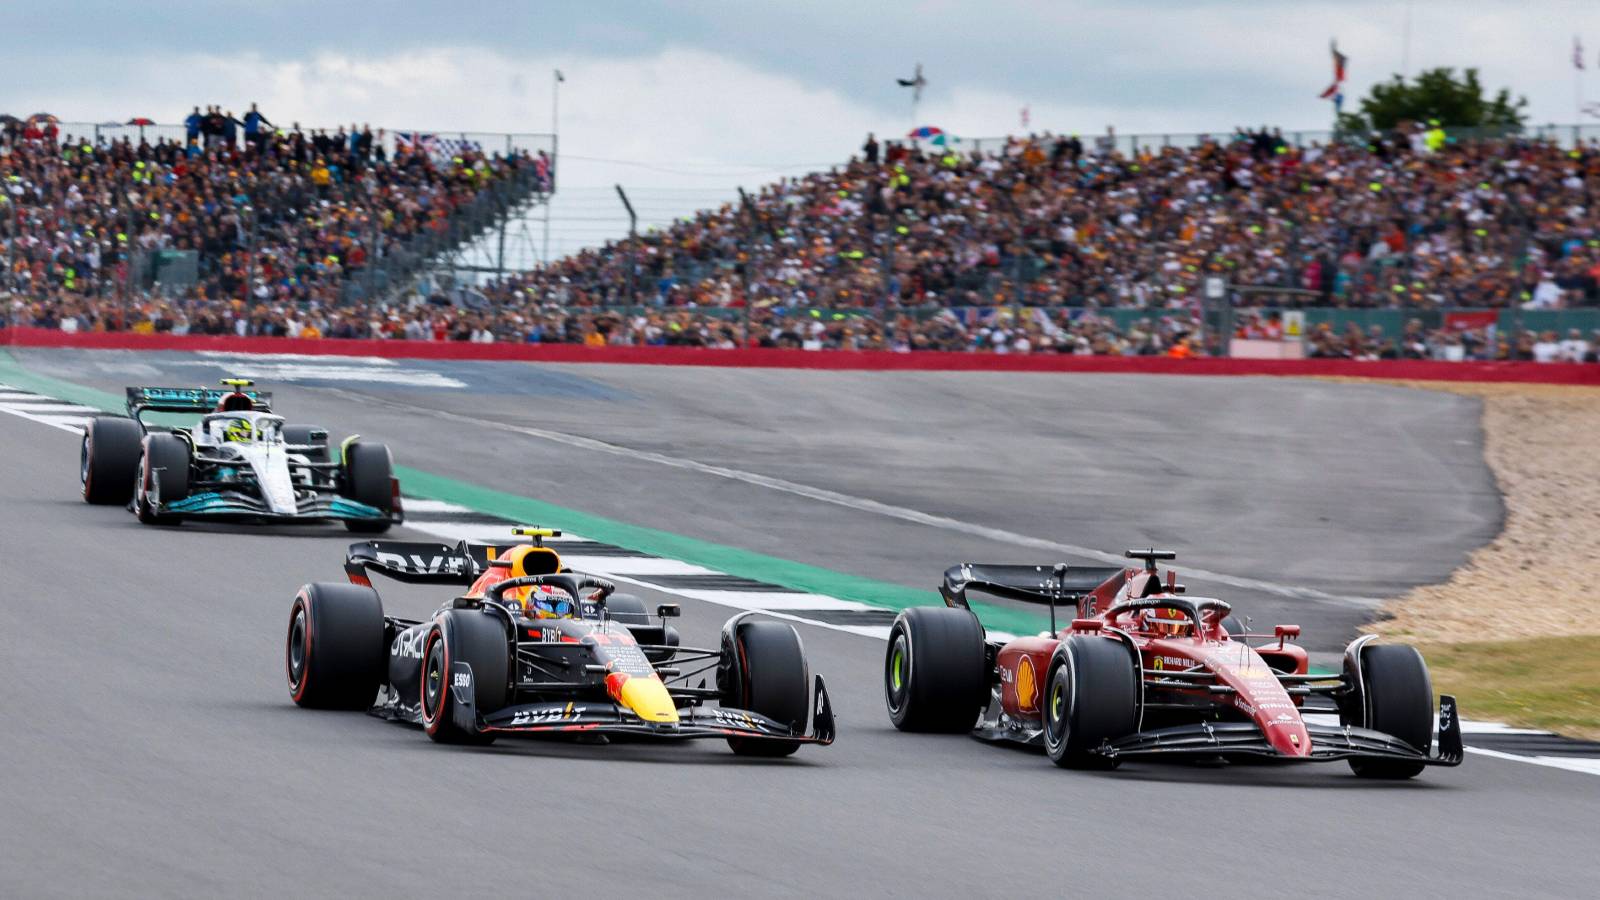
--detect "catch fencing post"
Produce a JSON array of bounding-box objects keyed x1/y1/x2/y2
[
  {"x1": 615, "y1": 184, "x2": 638, "y2": 306},
  {"x1": 737, "y1": 186, "x2": 755, "y2": 346}
]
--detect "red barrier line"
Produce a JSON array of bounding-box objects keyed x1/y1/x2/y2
[{"x1": 6, "y1": 327, "x2": 1599, "y2": 384}]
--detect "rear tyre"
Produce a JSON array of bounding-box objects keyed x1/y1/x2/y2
[
  {"x1": 1042, "y1": 636, "x2": 1139, "y2": 770},
  {"x1": 1346, "y1": 644, "x2": 1433, "y2": 779},
  {"x1": 82, "y1": 416, "x2": 142, "y2": 505},
  {"x1": 884, "y1": 606, "x2": 988, "y2": 733},
  {"x1": 1219, "y1": 615, "x2": 1246, "y2": 642},
  {"x1": 342, "y1": 441, "x2": 393, "y2": 534},
  {"x1": 724, "y1": 620, "x2": 809, "y2": 757},
  {"x1": 283, "y1": 424, "x2": 331, "y2": 463},
  {"x1": 135, "y1": 434, "x2": 190, "y2": 525},
  {"x1": 421, "y1": 609, "x2": 510, "y2": 745},
  {"x1": 286, "y1": 582, "x2": 387, "y2": 710},
  {"x1": 606, "y1": 593, "x2": 651, "y2": 626}
]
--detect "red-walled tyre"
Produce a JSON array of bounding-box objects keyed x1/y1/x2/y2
[
  {"x1": 420, "y1": 609, "x2": 510, "y2": 745},
  {"x1": 135, "y1": 434, "x2": 190, "y2": 525},
  {"x1": 342, "y1": 441, "x2": 393, "y2": 534},
  {"x1": 724, "y1": 620, "x2": 809, "y2": 757},
  {"x1": 286, "y1": 582, "x2": 387, "y2": 710},
  {"x1": 81, "y1": 416, "x2": 142, "y2": 505}
]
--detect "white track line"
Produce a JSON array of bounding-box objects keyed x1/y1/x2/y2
[
  {"x1": 0, "y1": 380, "x2": 1588, "y2": 774},
  {"x1": 326, "y1": 389, "x2": 1381, "y2": 609}
]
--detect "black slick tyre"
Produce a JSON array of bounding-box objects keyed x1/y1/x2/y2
[
  {"x1": 342, "y1": 441, "x2": 393, "y2": 533},
  {"x1": 724, "y1": 620, "x2": 809, "y2": 757},
  {"x1": 136, "y1": 433, "x2": 190, "y2": 525},
  {"x1": 1219, "y1": 615, "x2": 1246, "y2": 641},
  {"x1": 286, "y1": 582, "x2": 387, "y2": 710},
  {"x1": 82, "y1": 416, "x2": 142, "y2": 505},
  {"x1": 606, "y1": 593, "x2": 651, "y2": 626},
  {"x1": 421, "y1": 609, "x2": 510, "y2": 745},
  {"x1": 1347, "y1": 644, "x2": 1433, "y2": 779},
  {"x1": 283, "y1": 424, "x2": 331, "y2": 463},
  {"x1": 1042, "y1": 635, "x2": 1139, "y2": 770},
  {"x1": 884, "y1": 606, "x2": 988, "y2": 733}
]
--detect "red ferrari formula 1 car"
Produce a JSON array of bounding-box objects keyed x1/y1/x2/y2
[{"x1": 884, "y1": 550, "x2": 1462, "y2": 778}]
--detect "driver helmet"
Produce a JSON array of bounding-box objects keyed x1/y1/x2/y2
[
  {"x1": 1145, "y1": 605, "x2": 1190, "y2": 637},
  {"x1": 522, "y1": 584, "x2": 576, "y2": 620},
  {"x1": 223, "y1": 417, "x2": 253, "y2": 443}
]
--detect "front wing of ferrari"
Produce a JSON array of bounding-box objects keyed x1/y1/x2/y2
[{"x1": 1095, "y1": 695, "x2": 1463, "y2": 766}]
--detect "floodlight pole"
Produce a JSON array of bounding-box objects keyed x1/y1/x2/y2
[
  {"x1": 546, "y1": 69, "x2": 562, "y2": 267},
  {"x1": 615, "y1": 184, "x2": 637, "y2": 307},
  {"x1": 738, "y1": 186, "x2": 754, "y2": 345}
]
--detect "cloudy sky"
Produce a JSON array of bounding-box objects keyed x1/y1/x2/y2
[{"x1": 6, "y1": 1, "x2": 1597, "y2": 262}]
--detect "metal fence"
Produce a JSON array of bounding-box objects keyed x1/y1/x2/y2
[
  {"x1": 48, "y1": 120, "x2": 554, "y2": 161},
  {"x1": 945, "y1": 123, "x2": 1600, "y2": 157}
]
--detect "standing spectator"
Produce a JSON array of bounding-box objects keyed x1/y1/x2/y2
[
  {"x1": 862, "y1": 133, "x2": 879, "y2": 165},
  {"x1": 221, "y1": 110, "x2": 242, "y2": 147},
  {"x1": 184, "y1": 106, "x2": 202, "y2": 144},
  {"x1": 243, "y1": 103, "x2": 272, "y2": 153}
]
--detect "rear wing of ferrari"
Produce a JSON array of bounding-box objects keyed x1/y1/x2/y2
[
  {"x1": 940, "y1": 563, "x2": 1125, "y2": 609},
  {"x1": 344, "y1": 539, "x2": 500, "y2": 586},
  {"x1": 126, "y1": 386, "x2": 273, "y2": 418}
]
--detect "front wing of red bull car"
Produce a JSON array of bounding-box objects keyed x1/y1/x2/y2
[
  {"x1": 885, "y1": 550, "x2": 1461, "y2": 778},
  {"x1": 286, "y1": 532, "x2": 834, "y2": 756}
]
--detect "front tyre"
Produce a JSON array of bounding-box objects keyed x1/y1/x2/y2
[
  {"x1": 1042, "y1": 636, "x2": 1139, "y2": 770},
  {"x1": 135, "y1": 434, "x2": 191, "y2": 525},
  {"x1": 884, "y1": 606, "x2": 988, "y2": 733},
  {"x1": 342, "y1": 441, "x2": 393, "y2": 534},
  {"x1": 420, "y1": 609, "x2": 511, "y2": 745},
  {"x1": 722, "y1": 620, "x2": 809, "y2": 757},
  {"x1": 1346, "y1": 644, "x2": 1433, "y2": 780},
  {"x1": 286, "y1": 582, "x2": 387, "y2": 710}
]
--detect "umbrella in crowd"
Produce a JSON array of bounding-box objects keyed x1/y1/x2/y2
[
  {"x1": 907, "y1": 125, "x2": 952, "y2": 146},
  {"x1": 126, "y1": 117, "x2": 155, "y2": 126}
]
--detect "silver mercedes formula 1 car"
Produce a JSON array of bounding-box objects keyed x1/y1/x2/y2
[{"x1": 80, "y1": 378, "x2": 401, "y2": 531}]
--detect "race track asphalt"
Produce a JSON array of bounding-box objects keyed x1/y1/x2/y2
[
  {"x1": 2, "y1": 351, "x2": 1585, "y2": 898},
  {"x1": 10, "y1": 349, "x2": 1503, "y2": 650}
]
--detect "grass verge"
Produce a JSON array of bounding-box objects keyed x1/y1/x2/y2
[{"x1": 1417, "y1": 635, "x2": 1600, "y2": 741}]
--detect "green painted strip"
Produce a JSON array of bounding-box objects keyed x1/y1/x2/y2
[
  {"x1": 0, "y1": 351, "x2": 1047, "y2": 634},
  {"x1": 396, "y1": 466, "x2": 1046, "y2": 635}
]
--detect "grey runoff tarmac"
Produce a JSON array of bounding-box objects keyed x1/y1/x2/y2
[{"x1": 1, "y1": 353, "x2": 1585, "y2": 898}]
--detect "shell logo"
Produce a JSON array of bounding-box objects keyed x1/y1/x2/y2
[{"x1": 1016, "y1": 656, "x2": 1038, "y2": 712}]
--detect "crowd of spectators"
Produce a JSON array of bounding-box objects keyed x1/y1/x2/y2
[
  {"x1": 1, "y1": 103, "x2": 542, "y2": 332},
  {"x1": 7, "y1": 111, "x2": 1600, "y2": 360},
  {"x1": 468, "y1": 123, "x2": 1600, "y2": 316}
]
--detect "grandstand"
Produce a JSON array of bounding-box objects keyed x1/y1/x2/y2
[{"x1": 5, "y1": 115, "x2": 1600, "y2": 361}]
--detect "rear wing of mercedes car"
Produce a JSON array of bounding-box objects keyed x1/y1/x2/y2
[{"x1": 126, "y1": 386, "x2": 273, "y2": 419}]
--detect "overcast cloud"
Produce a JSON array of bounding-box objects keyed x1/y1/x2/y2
[{"x1": 5, "y1": 1, "x2": 1597, "y2": 259}]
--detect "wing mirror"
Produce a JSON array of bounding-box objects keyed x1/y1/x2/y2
[
  {"x1": 1274, "y1": 624, "x2": 1301, "y2": 648},
  {"x1": 656, "y1": 604, "x2": 681, "y2": 618}
]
